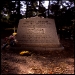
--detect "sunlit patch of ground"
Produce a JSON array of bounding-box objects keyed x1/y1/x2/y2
[{"x1": 1, "y1": 39, "x2": 74, "y2": 74}]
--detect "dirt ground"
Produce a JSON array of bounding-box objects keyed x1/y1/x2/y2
[{"x1": 1, "y1": 38, "x2": 74, "y2": 74}]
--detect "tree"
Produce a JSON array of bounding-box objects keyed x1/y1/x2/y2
[
  {"x1": 25, "y1": 0, "x2": 37, "y2": 18},
  {"x1": 1, "y1": 1, "x2": 22, "y2": 28}
]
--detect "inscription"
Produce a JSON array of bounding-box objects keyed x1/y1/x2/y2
[
  {"x1": 17, "y1": 17, "x2": 60, "y2": 45},
  {"x1": 20, "y1": 35, "x2": 51, "y2": 39},
  {"x1": 28, "y1": 28, "x2": 45, "y2": 34},
  {"x1": 18, "y1": 39, "x2": 52, "y2": 43},
  {"x1": 21, "y1": 20, "x2": 51, "y2": 28}
]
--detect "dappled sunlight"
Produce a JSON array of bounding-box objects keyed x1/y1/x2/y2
[{"x1": 1, "y1": 47, "x2": 74, "y2": 74}]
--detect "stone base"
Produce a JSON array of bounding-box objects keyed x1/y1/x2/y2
[{"x1": 10, "y1": 44, "x2": 64, "y2": 52}]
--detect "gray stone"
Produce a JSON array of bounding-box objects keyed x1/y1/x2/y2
[{"x1": 16, "y1": 16, "x2": 64, "y2": 51}]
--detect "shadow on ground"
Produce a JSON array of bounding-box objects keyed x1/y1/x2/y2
[{"x1": 1, "y1": 38, "x2": 74, "y2": 74}]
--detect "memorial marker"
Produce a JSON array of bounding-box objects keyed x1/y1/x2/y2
[{"x1": 17, "y1": 16, "x2": 64, "y2": 51}]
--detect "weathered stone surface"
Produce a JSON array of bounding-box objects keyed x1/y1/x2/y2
[{"x1": 16, "y1": 16, "x2": 63, "y2": 50}]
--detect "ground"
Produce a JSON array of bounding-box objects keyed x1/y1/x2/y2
[{"x1": 1, "y1": 38, "x2": 74, "y2": 74}]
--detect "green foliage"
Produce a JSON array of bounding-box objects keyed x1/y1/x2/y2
[
  {"x1": 0, "y1": 0, "x2": 75, "y2": 38},
  {"x1": 1, "y1": 1, "x2": 21, "y2": 27}
]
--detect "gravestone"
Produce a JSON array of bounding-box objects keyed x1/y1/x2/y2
[{"x1": 16, "y1": 16, "x2": 64, "y2": 51}]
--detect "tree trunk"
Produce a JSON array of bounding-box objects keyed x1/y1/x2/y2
[
  {"x1": 39, "y1": 0, "x2": 41, "y2": 11},
  {"x1": 48, "y1": 0, "x2": 50, "y2": 18},
  {"x1": 60, "y1": 0, "x2": 63, "y2": 39},
  {"x1": 17, "y1": 1, "x2": 20, "y2": 18},
  {"x1": 26, "y1": 1, "x2": 28, "y2": 18}
]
